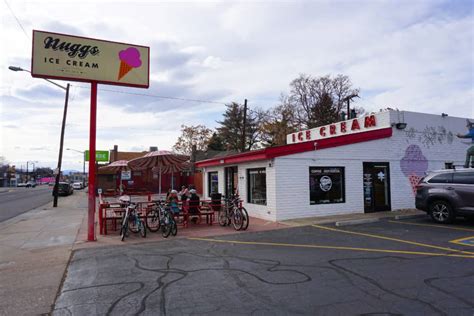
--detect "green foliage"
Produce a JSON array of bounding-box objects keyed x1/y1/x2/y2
[{"x1": 173, "y1": 124, "x2": 213, "y2": 154}]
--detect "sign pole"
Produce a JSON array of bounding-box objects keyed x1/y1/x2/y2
[{"x1": 88, "y1": 81, "x2": 98, "y2": 241}]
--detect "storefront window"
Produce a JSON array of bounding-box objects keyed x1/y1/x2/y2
[
  {"x1": 208, "y1": 172, "x2": 218, "y2": 196},
  {"x1": 309, "y1": 167, "x2": 345, "y2": 204},
  {"x1": 247, "y1": 168, "x2": 266, "y2": 205}
]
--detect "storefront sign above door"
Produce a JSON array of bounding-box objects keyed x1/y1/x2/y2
[{"x1": 287, "y1": 111, "x2": 391, "y2": 144}]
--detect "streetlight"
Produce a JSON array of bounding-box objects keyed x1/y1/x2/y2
[
  {"x1": 67, "y1": 148, "x2": 86, "y2": 187},
  {"x1": 9, "y1": 66, "x2": 70, "y2": 207},
  {"x1": 26, "y1": 160, "x2": 38, "y2": 182}
]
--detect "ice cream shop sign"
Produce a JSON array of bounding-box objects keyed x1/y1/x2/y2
[
  {"x1": 31, "y1": 30, "x2": 150, "y2": 87},
  {"x1": 287, "y1": 111, "x2": 391, "y2": 144},
  {"x1": 30, "y1": 30, "x2": 150, "y2": 242}
]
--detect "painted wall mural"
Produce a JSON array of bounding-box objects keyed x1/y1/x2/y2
[
  {"x1": 405, "y1": 126, "x2": 454, "y2": 148},
  {"x1": 400, "y1": 144, "x2": 428, "y2": 195}
]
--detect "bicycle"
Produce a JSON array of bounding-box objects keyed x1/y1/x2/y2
[
  {"x1": 119, "y1": 195, "x2": 146, "y2": 241},
  {"x1": 219, "y1": 195, "x2": 247, "y2": 230},
  {"x1": 146, "y1": 200, "x2": 177, "y2": 238}
]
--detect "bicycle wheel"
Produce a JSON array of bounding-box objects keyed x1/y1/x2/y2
[
  {"x1": 171, "y1": 220, "x2": 178, "y2": 236},
  {"x1": 146, "y1": 209, "x2": 160, "y2": 232},
  {"x1": 120, "y1": 218, "x2": 129, "y2": 241},
  {"x1": 128, "y1": 212, "x2": 140, "y2": 233},
  {"x1": 140, "y1": 220, "x2": 146, "y2": 238},
  {"x1": 241, "y1": 207, "x2": 249, "y2": 230},
  {"x1": 161, "y1": 213, "x2": 172, "y2": 238},
  {"x1": 218, "y1": 210, "x2": 228, "y2": 226},
  {"x1": 232, "y1": 208, "x2": 244, "y2": 231}
]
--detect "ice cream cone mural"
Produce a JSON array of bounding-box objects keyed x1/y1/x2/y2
[
  {"x1": 117, "y1": 47, "x2": 142, "y2": 80},
  {"x1": 400, "y1": 145, "x2": 428, "y2": 195}
]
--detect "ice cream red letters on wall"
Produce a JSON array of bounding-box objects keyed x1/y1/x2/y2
[
  {"x1": 320, "y1": 127, "x2": 326, "y2": 137},
  {"x1": 329, "y1": 124, "x2": 336, "y2": 135},
  {"x1": 340, "y1": 122, "x2": 347, "y2": 133},
  {"x1": 298, "y1": 132, "x2": 304, "y2": 141},
  {"x1": 364, "y1": 115, "x2": 376, "y2": 128},
  {"x1": 306, "y1": 130, "x2": 311, "y2": 140},
  {"x1": 292, "y1": 134, "x2": 296, "y2": 143},
  {"x1": 351, "y1": 119, "x2": 360, "y2": 131}
]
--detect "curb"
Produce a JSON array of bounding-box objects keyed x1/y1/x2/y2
[
  {"x1": 394, "y1": 214, "x2": 426, "y2": 220},
  {"x1": 335, "y1": 218, "x2": 379, "y2": 227}
]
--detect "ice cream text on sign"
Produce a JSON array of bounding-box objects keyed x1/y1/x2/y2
[{"x1": 42, "y1": 36, "x2": 100, "y2": 69}]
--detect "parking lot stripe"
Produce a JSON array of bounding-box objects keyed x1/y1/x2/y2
[
  {"x1": 450, "y1": 236, "x2": 474, "y2": 247},
  {"x1": 311, "y1": 224, "x2": 474, "y2": 256},
  {"x1": 188, "y1": 238, "x2": 474, "y2": 259},
  {"x1": 387, "y1": 220, "x2": 474, "y2": 232}
]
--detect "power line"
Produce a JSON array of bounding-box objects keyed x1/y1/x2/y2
[
  {"x1": 72, "y1": 84, "x2": 227, "y2": 105},
  {"x1": 3, "y1": 0, "x2": 29, "y2": 39}
]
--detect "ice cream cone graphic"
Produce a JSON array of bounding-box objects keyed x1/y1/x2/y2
[
  {"x1": 408, "y1": 174, "x2": 422, "y2": 195},
  {"x1": 117, "y1": 47, "x2": 142, "y2": 80},
  {"x1": 118, "y1": 61, "x2": 133, "y2": 80},
  {"x1": 400, "y1": 145, "x2": 428, "y2": 196}
]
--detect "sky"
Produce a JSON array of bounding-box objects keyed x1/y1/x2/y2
[{"x1": 0, "y1": 0, "x2": 473, "y2": 172}]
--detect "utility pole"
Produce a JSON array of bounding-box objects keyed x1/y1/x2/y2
[
  {"x1": 53, "y1": 83, "x2": 70, "y2": 207},
  {"x1": 241, "y1": 99, "x2": 247, "y2": 152},
  {"x1": 343, "y1": 93, "x2": 359, "y2": 119}
]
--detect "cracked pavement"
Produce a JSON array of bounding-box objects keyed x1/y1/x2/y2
[{"x1": 53, "y1": 219, "x2": 474, "y2": 315}]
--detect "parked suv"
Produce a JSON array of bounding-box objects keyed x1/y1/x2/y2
[{"x1": 415, "y1": 169, "x2": 474, "y2": 223}]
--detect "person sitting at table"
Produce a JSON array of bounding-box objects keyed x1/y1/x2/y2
[
  {"x1": 179, "y1": 185, "x2": 189, "y2": 203},
  {"x1": 188, "y1": 189, "x2": 200, "y2": 223},
  {"x1": 166, "y1": 189, "x2": 180, "y2": 215}
]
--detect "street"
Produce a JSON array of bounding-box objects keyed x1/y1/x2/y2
[
  {"x1": 54, "y1": 217, "x2": 474, "y2": 315},
  {"x1": 0, "y1": 185, "x2": 53, "y2": 222}
]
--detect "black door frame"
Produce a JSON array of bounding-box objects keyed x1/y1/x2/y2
[
  {"x1": 363, "y1": 162, "x2": 391, "y2": 213},
  {"x1": 224, "y1": 166, "x2": 238, "y2": 198}
]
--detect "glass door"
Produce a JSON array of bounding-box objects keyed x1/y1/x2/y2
[
  {"x1": 225, "y1": 166, "x2": 238, "y2": 198},
  {"x1": 363, "y1": 162, "x2": 391, "y2": 213}
]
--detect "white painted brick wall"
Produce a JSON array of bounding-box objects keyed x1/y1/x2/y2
[
  {"x1": 273, "y1": 110, "x2": 471, "y2": 220},
  {"x1": 201, "y1": 111, "x2": 472, "y2": 221}
]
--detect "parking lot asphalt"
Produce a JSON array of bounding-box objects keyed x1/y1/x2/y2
[{"x1": 54, "y1": 217, "x2": 474, "y2": 316}]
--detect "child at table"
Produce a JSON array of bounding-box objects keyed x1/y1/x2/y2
[{"x1": 166, "y1": 190, "x2": 180, "y2": 215}]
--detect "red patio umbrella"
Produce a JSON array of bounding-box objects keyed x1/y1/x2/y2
[
  {"x1": 128, "y1": 150, "x2": 189, "y2": 194},
  {"x1": 98, "y1": 160, "x2": 130, "y2": 172}
]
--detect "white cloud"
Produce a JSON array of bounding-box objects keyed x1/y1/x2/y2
[{"x1": 0, "y1": 0, "x2": 473, "y2": 171}]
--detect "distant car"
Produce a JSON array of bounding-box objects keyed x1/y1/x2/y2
[
  {"x1": 48, "y1": 182, "x2": 55, "y2": 186},
  {"x1": 17, "y1": 182, "x2": 27, "y2": 187},
  {"x1": 26, "y1": 181, "x2": 37, "y2": 188},
  {"x1": 415, "y1": 169, "x2": 474, "y2": 223},
  {"x1": 52, "y1": 182, "x2": 74, "y2": 196},
  {"x1": 72, "y1": 182, "x2": 83, "y2": 190}
]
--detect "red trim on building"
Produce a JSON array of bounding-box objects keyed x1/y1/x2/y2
[{"x1": 196, "y1": 127, "x2": 393, "y2": 168}]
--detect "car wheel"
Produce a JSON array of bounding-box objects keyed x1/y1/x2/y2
[{"x1": 429, "y1": 200, "x2": 454, "y2": 224}]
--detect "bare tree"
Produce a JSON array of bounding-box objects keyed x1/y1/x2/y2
[
  {"x1": 288, "y1": 74, "x2": 360, "y2": 128},
  {"x1": 259, "y1": 95, "x2": 299, "y2": 146}
]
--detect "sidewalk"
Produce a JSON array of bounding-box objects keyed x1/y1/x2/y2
[
  {"x1": 281, "y1": 208, "x2": 425, "y2": 226},
  {"x1": 0, "y1": 192, "x2": 87, "y2": 316}
]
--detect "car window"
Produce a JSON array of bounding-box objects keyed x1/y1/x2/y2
[
  {"x1": 453, "y1": 172, "x2": 474, "y2": 185},
  {"x1": 427, "y1": 173, "x2": 453, "y2": 184}
]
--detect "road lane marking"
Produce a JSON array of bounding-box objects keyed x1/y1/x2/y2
[
  {"x1": 387, "y1": 220, "x2": 474, "y2": 232},
  {"x1": 450, "y1": 236, "x2": 474, "y2": 247},
  {"x1": 311, "y1": 224, "x2": 474, "y2": 256},
  {"x1": 188, "y1": 237, "x2": 474, "y2": 259}
]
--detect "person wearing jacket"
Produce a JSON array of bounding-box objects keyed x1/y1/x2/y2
[{"x1": 457, "y1": 119, "x2": 474, "y2": 168}]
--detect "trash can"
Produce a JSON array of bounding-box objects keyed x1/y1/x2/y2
[{"x1": 210, "y1": 192, "x2": 222, "y2": 212}]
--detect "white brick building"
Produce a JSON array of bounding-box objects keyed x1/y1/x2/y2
[{"x1": 196, "y1": 110, "x2": 472, "y2": 221}]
